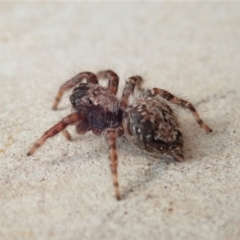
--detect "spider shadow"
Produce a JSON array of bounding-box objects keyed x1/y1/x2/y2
[
  {"x1": 179, "y1": 115, "x2": 220, "y2": 161},
  {"x1": 44, "y1": 132, "x2": 106, "y2": 166},
  {"x1": 120, "y1": 151, "x2": 175, "y2": 200},
  {"x1": 118, "y1": 137, "x2": 175, "y2": 200}
]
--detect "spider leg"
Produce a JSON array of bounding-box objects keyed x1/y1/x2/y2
[
  {"x1": 27, "y1": 113, "x2": 85, "y2": 156},
  {"x1": 149, "y1": 88, "x2": 212, "y2": 132},
  {"x1": 120, "y1": 75, "x2": 144, "y2": 110},
  {"x1": 107, "y1": 129, "x2": 121, "y2": 200},
  {"x1": 171, "y1": 149, "x2": 184, "y2": 162},
  {"x1": 52, "y1": 72, "x2": 98, "y2": 110},
  {"x1": 96, "y1": 70, "x2": 119, "y2": 95}
]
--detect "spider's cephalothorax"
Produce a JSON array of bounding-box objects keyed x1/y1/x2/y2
[
  {"x1": 70, "y1": 83, "x2": 123, "y2": 134},
  {"x1": 27, "y1": 70, "x2": 212, "y2": 200}
]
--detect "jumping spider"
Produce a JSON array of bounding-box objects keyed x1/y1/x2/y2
[{"x1": 27, "y1": 70, "x2": 212, "y2": 200}]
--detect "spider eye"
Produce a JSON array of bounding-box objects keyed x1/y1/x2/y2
[{"x1": 87, "y1": 98, "x2": 93, "y2": 105}]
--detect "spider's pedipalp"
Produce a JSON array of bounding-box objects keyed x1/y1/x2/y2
[
  {"x1": 107, "y1": 129, "x2": 121, "y2": 200},
  {"x1": 62, "y1": 129, "x2": 72, "y2": 141},
  {"x1": 120, "y1": 75, "x2": 144, "y2": 110},
  {"x1": 75, "y1": 116, "x2": 91, "y2": 135},
  {"x1": 62, "y1": 116, "x2": 90, "y2": 141},
  {"x1": 97, "y1": 70, "x2": 119, "y2": 95},
  {"x1": 52, "y1": 72, "x2": 98, "y2": 110},
  {"x1": 149, "y1": 88, "x2": 212, "y2": 132},
  {"x1": 27, "y1": 113, "x2": 85, "y2": 156}
]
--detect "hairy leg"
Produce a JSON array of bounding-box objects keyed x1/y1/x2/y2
[
  {"x1": 96, "y1": 70, "x2": 119, "y2": 95},
  {"x1": 149, "y1": 88, "x2": 212, "y2": 132},
  {"x1": 27, "y1": 113, "x2": 86, "y2": 156},
  {"x1": 107, "y1": 129, "x2": 121, "y2": 200},
  {"x1": 120, "y1": 76, "x2": 144, "y2": 110},
  {"x1": 52, "y1": 72, "x2": 98, "y2": 110}
]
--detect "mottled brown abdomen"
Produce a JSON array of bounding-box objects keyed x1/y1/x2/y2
[{"x1": 122, "y1": 97, "x2": 184, "y2": 161}]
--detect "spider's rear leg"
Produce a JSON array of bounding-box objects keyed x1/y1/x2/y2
[
  {"x1": 171, "y1": 150, "x2": 184, "y2": 162},
  {"x1": 27, "y1": 113, "x2": 85, "y2": 156},
  {"x1": 107, "y1": 129, "x2": 121, "y2": 200},
  {"x1": 52, "y1": 72, "x2": 98, "y2": 110},
  {"x1": 120, "y1": 75, "x2": 144, "y2": 110},
  {"x1": 149, "y1": 88, "x2": 212, "y2": 132},
  {"x1": 96, "y1": 70, "x2": 119, "y2": 95}
]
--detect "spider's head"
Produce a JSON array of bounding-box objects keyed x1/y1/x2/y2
[
  {"x1": 70, "y1": 83, "x2": 122, "y2": 129},
  {"x1": 70, "y1": 83, "x2": 93, "y2": 108}
]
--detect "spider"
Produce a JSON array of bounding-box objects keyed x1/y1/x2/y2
[{"x1": 27, "y1": 70, "x2": 212, "y2": 200}]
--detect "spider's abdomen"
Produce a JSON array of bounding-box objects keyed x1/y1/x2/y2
[{"x1": 122, "y1": 97, "x2": 183, "y2": 160}]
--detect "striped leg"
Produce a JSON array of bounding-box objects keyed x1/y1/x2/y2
[
  {"x1": 27, "y1": 113, "x2": 85, "y2": 156},
  {"x1": 120, "y1": 76, "x2": 144, "y2": 110},
  {"x1": 96, "y1": 70, "x2": 119, "y2": 95},
  {"x1": 52, "y1": 72, "x2": 98, "y2": 110},
  {"x1": 149, "y1": 88, "x2": 212, "y2": 132},
  {"x1": 107, "y1": 129, "x2": 121, "y2": 200}
]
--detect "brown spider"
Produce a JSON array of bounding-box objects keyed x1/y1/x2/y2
[{"x1": 27, "y1": 70, "x2": 212, "y2": 200}]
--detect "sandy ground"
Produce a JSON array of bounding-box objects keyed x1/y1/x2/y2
[{"x1": 0, "y1": 2, "x2": 240, "y2": 240}]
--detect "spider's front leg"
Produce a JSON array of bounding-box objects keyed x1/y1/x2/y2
[
  {"x1": 27, "y1": 113, "x2": 85, "y2": 156},
  {"x1": 106, "y1": 129, "x2": 121, "y2": 200},
  {"x1": 149, "y1": 88, "x2": 212, "y2": 133},
  {"x1": 52, "y1": 72, "x2": 98, "y2": 110},
  {"x1": 97, "y1": 70, "x2": 119, "y2": 95}
]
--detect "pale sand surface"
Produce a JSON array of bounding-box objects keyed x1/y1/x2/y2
[{"x1": 0, "y1": 3, "x2": 240, "y2": 240}]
